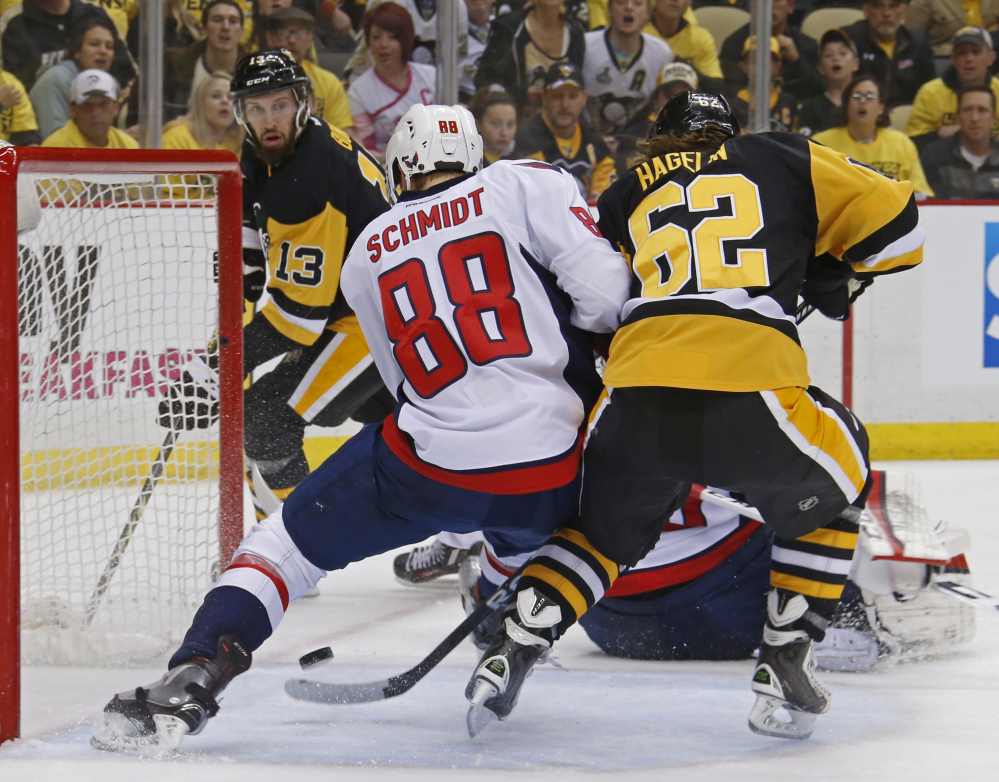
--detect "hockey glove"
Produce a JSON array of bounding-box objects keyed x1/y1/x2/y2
[
  {"x1": 243, "y1": 247, "x2": 267, "y2": 303},
  {"x1": 157, "y1": 354, "x2": 220, "y2": 430},
  {"x1": 801, "y1": 255, "x2": 872, "y2": 321},
  {"x1": 801, "y1": 277, "x2": 872, "y2": 321}
]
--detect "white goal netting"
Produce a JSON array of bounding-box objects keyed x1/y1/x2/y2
[{"x1": 17, "y1": 172, "x2": 231, "y2": 666}]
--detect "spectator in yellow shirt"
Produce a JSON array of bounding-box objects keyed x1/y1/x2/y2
[
  {"x1": 906, "y1": 26, "x2": 999, "y2": 149},
  {"x1": 0, "y1": 69, "x2": 40, "y2": 144},
  {"x1": 41, "y1": 69, "x2": 137, "y2": 149},
  {"x1": 644, "y1": 0, "x2": 723, "y2": 81},
  {"x1": 263, "y1": 6, "x2": 356, "y2": 138},
  {"x1": 814, "y1": 74, "x2": 934, "y2": 197}
]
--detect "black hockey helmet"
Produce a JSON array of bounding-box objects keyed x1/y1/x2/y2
[
  {"x1": 651, "y1": 91, "x2": 740, "y2": 140},
  {"x1": 232, "y1": 48, "x2": 309, "y2": 101},
  {"x1": 232, "y1": 48, "x2": 311, "y2": 142}
]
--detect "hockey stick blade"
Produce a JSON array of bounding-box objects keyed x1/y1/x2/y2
[
  {"x1": 285, "y1": 563, "x2": 526, "y2": 705},
  {"x1": 931, "y1": 581, "x2": 999, "y2": 611}
]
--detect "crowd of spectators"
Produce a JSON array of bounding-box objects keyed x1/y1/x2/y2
[{"x1": 5, "y1": 0, "x2": 999, "y2": 200}]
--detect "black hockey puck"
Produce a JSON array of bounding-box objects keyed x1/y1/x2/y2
[{"x1": 299, "y1": 646, "x2": 334, "y2": 670}]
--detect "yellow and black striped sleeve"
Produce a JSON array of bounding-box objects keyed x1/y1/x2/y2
[
  {"x1": 807, "y1": 139, "x2": 924, "y2": 278},
  {"x1": 259, "y1": 122, "x2": 389, "y2": 345}
]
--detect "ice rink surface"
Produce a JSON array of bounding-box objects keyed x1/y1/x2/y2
[{"x1": 2, "y1": 460, "x2": 997, "y2": 781}]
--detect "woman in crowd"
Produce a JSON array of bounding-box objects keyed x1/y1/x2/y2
[
  {"x1": 162, "y1": 72, "x2": 244, "y2": 197},
  {"x1": 469, "y1": 87, "x2": 519, "y2": 165},
  {"x1": 29, "y1": 18, "x2": 120, "y2": 140},
  {"x1": 813, "y1": 75, "x2": 934, "y2": 198},
  {"x1": 347, "y1": 2, "x2": 434, "y2": 161},
  {"x1": 475, "y1": 0, "x2": 586, "y2": 111}
]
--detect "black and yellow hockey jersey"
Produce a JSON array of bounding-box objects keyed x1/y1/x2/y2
[
  {"x1": 242, "y1": 116, "x2": 388, "y2": 349},
  {"x1": 596, "y1": 132, "x2": 923, "y2": 393}
]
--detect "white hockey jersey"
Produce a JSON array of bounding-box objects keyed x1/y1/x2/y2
[
  {"x1": 341, "y1": 161, "x2": 630, "y2": 493},
  {"x1": 582, "y1": 30, "x2": 673, "y2": 134},
  {"x1": 347, "y1": 63, "x2": 436, "y2": 154}
]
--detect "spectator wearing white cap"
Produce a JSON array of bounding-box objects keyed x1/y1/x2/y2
[
  {"x1": 29, "y1": 17, "x2": 118, "y2": 140},
  {"x1": 906, "y1": 25, "x2": 999, "y2": 148},
  {"x1": 41, "y1": 69, "x2": 136, "y2": 148}
]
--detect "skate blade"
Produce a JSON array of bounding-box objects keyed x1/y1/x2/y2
[
  {"x1": 748, "y1": 695, "x2": 818, "y2": 740},
  {"x1": 91, "y1": 712, "x2": 188, "y2": 755},
  {"x1": 394, "y1": 575, "x2": 460, "y2": 591},
  {"x1": 466, "y1": 679, "x2": 500, "y2": 738}
]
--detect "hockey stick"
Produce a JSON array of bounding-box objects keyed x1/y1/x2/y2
[
  {"x1": 83, "y1": 427, "x2": 180, "y2": 625},
  {"x1": 695, "y1": 488, "x2": 999, "y2": 612},
  {"x1": 84, "y1": 333, "x2": 220, "y2": 624},
  {"x1": 285, "y1": 562, "x2": 528, "y2": 705}
]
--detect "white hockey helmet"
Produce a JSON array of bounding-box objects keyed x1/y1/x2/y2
[{"x1": 385, "y1": 104, "x2": 483, "y2": 204}]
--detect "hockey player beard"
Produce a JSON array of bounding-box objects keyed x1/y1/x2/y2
[{"x1": 255, "y1": 128, "x2": 297, "y2": 168}]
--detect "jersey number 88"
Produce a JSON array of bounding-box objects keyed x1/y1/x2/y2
[{"x1": 378, "y1": 232, "x2": 531, "y2": 398}]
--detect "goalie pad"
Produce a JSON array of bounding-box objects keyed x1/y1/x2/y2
[{"x1": 816, "y1": 471, "x2": 976, "y2": 670}]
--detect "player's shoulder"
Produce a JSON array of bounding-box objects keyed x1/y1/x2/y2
[
  {"x1": 584, "y1": 28, "x2": 606, "y2": 48},
  {"x1": 727, "y1": 131, "x2": 810, "y2": 162},
  {"x1": 482, "y1": 158, "x2": 574, "y2": 191},
  {"x1": 304, "y1": 117, "x2": 369, "y2": 172}
]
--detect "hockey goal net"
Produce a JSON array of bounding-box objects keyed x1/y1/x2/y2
[{"x1": 0, "y1": 148, "x2": 244, "y2": 743}]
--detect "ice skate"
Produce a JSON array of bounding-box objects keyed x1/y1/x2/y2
[
  {"x1": 749, "y1": 589, "x2": 831, "y2": 740},
  {"x1": 91, "y1": 635, "x2": 251, "y2": 753},
  {"x1": 465, "y1": 587, "x2": 558, "y2": 737},
  {"x1": 393, "y1": 538, "x2": 470, "y2": 588},
  {"x1": 458, "y1": 551, "x2": 504, "y2": 650}
]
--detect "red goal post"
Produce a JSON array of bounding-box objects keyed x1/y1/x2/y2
[{"x1": 0, "y1": 148, "x2": 244, "y2": 744}]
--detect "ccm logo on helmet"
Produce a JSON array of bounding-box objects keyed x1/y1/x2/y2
[{"x1": 438, "y1": 120, "x2": 459, "y2": 134}]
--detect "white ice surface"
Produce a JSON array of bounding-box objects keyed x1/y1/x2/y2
[{"x1": 2, "y1": 460, "x2": 998, "y2": 780}]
